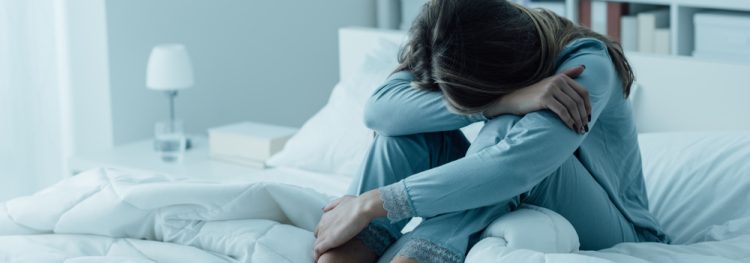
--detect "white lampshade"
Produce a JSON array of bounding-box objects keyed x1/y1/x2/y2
[{"x1": 146, "y1": 44, "x2": 194, "y2": 90}]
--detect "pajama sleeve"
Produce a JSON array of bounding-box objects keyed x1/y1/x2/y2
[
  {"x1": 380, "y1": 45, "x2": 619, "y2": 222},
  {"x1": 363, "y1": 71, "x2": 487, "y2": 136}
]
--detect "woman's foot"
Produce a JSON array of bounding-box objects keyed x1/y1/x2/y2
[
  {"x1": 390, "y1": 256, "x2": 419, "y2": 263},
  {"x1": 317, "y1": 238, "x2": 377, "y2": 263}
]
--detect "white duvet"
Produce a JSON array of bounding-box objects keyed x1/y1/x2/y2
[{"x1": 0, "y1": 168, "x2": 330, "y2": 263}]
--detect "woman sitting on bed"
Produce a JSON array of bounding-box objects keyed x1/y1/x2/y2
[{"x1": 314, "y1": 0, "x2": 669, "y2": 262}]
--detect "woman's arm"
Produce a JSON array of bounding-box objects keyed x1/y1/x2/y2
[
  {"x1": 374, "y1": 49, "x2": 617, "y2": 221},
  {"x1": 363, "y1": 71, "x2": 486, "y2": 136},
  {"x1": 365, "y1": 69, "x2": 592, "y2": 136},
  {"x1": 485, "y1": 66, "x2": 592, "y2": 133}
]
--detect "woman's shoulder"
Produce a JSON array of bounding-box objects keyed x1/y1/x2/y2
[
  {"x1": 389, "y1": 71, "x2": 415, "y2": 81},
  {"x1": 556, "y1": 38, "x2": 620, "y2": 96},
  {"x1": 557, "y1": 38, "x2": 609, "y2": 64}
]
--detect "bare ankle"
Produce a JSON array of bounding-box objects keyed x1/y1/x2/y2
[
  {"x1": 317, "y1": 238, "x2": 377, "y2": 263},
  {"x1": 390, "y1": 256, "x2": 420, "y2": 263}
]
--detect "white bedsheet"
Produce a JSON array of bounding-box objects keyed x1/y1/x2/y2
[
  {"x1": 0, "y1": 168, "x2": 338, "y2": 263},
  {"x1": 466, "y1": 206, "x2": 750, "y2": 263}
]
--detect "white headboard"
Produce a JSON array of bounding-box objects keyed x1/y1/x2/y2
[
  {"x1": 627, "y1": 54, "x2": 750, "y2": 133},
  {"x1": 338, "y1": 27, "x2": 750, "y2": 133}
]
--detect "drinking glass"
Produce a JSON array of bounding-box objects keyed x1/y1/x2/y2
[{"x1": 154, "y1": 120, "x2": 187, "y2": 163}]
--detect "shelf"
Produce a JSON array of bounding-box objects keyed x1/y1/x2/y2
[
  {"x1": 559, "y1": 0, "x2": 750, "y2": 64},
  {"x1": 590, "y1": 0, "x2": 750, "y2": 11}
]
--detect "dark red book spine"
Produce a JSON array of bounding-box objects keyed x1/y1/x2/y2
[
  {"x1": 607, "y1": 2, "x2": 629, "y2": 42},
  {"x1": 578, "y1": 0, "x2": 592, "y2": 28}
]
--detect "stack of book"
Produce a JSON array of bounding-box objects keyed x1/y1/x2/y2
[
  {"x1": 208, "y1": 122, "x2": 297, "y2": 169},
  {"x1": 578, "y1": 1, "x2": 671, "y2": 55},
  {"x1": 632, "y1": 9, "x2": 670, "y2": 54}
]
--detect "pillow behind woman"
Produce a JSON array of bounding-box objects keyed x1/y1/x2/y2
[{"x1": 267, "y1": 40, "x2": 401, "y2": 176}]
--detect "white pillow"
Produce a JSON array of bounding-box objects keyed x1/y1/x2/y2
[
  {"x1": 638, "y1": 132, "x2": 750, "y2": 244},
  {"x1": 267, "y1": 40, "x2": 401, "y2": 176}
]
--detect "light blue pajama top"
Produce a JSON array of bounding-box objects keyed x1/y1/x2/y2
[{"x1": 364, "y1": 38, "x2": 669, "y2": 243}]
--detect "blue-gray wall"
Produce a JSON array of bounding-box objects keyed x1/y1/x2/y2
[{"x1": 106, "y1": 0, "x2": 376, "y2": 144}]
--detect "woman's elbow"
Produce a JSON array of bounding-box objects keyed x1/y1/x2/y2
[{"x1": 363, "y1": 102, "x2": 400, "y2": 136}]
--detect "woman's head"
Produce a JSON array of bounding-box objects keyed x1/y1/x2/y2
[{"x1": 397, "y1": 0, "x2": 634, "y2": 114}]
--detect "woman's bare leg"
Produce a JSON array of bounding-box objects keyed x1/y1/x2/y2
[
  {"x1": 317, "y1": 238, "x2": 377, "y2": 263},
  {"x1": 390, "y1": 256, "x2": 419, "y2": 263}
]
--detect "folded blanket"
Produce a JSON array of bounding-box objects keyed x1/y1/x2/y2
[{"x1": 0, "y1": 168, "x2": 331, "y2": 262}]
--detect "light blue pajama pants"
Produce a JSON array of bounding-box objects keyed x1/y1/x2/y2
[{"x1": 349, "y1": 116, "x2": 640, "y2": 263}]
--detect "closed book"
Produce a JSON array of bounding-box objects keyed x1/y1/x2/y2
[
  {"x1": 620, "y1": 15, "x2": 638, "y2": 52},
  {"x1": 208, "y1": 122, "x2": 297, "y2": 162},
  {"x1": 637, "y1": 9, "x2": 670, "y2": 53},
  {"x1": 578, "y1": 0, "x2": 591, "y2": 27},
  {"x1": 653, "y1": 28, "x2": 671, "y2": 55},
  {"x1": 606, "y1": 2, "x2": 629, "y2": 42},
  {"x1": 212, "y1": 155, "x2": 267, "y2": 169}
]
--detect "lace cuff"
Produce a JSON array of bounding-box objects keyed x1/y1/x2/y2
[
  {"x1": 356, "y1": 223, "x2": 397, "y2": 256},
  {"x1": 397, "y1": 238, "x2": 463, "y2": 263},
  {"x1": 380, "y1": 181, "x2": 416, "y2": 222}
]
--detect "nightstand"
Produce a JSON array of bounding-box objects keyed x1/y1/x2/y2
[{"x1": 68, "y1": 136, "x2": 264, "y2": 182}]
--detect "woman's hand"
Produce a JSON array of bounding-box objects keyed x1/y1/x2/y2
[
  {"x1": 313, "y1": 190, "x2": 386, "y2": 261},
  {"x1": 484, "y1": 65, "x2": 591, "y2": 133}
]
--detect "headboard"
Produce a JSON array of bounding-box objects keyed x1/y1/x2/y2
[
  {"x1": 627, "y1": 54, "x2": 750, "y2": 133},
  {"x1": 339, "y1": 27, "x2": 750, "y2": 133}
]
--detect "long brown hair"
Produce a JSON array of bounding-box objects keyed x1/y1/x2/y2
[{"x1": 396, "y1": 0, "x2": 634, "y2": 114}]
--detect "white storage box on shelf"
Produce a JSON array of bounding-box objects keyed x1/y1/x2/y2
[
  {"x1": 693, "y1": 11, "x2": 750, "y2": 62},
  {"x1": 208, "y1": 122, "x2": 297, "y2": 169}
]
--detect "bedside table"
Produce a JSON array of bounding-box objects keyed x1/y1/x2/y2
[{"x1": 68, "y1": 136, "x2": 265, "y2": 181}]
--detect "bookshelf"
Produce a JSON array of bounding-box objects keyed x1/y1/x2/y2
[{"x1": 523, "y1": 0, "x2": 750, "y2": 64}]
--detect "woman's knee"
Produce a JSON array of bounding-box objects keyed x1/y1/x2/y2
[{"x1": 467, "y1": 115, "x2": 521, "y2": 154}]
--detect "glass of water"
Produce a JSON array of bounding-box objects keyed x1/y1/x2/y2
[{"x1": 155, "y1": 120, "x2": 187, "y2": 163}]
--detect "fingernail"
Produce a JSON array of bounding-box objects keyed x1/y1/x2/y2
[
  {"x1": 581, "y1": 64, "x2": 586, "y2": 69},
  {"x1": 584, "y1": 125, "x2": 589, "y2": 132}
]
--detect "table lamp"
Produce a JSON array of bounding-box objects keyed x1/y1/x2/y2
[{"x1": 147, "y1": 43, "x2": 194, "y2": 149}]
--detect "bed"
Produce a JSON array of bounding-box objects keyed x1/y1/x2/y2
[{"x1": 1, "y1": 27, "x2": 749, "y2": 263}]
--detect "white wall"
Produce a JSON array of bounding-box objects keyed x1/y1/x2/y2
[{"x1": 105, "y1": 0, "x2": 376, "y2": 145}]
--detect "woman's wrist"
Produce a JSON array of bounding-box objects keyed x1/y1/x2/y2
[
  {"x1": 358, "y1": 189, "x2": 387, "y2": 220},
  {"x1": 483, "y1": 95, "x2": 513, "y2": 118}
]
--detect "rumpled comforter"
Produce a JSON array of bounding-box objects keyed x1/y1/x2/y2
[
  {"x1": 2, "y1": 168, "x2": 750, "y2": 263},
  {"x1": 0, "y1": 168, "x2": 330, "y2": 263}
]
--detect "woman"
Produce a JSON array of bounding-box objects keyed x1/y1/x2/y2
[{"x1": 314, "y1": 1, "x2": 669, "y2": 262}]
